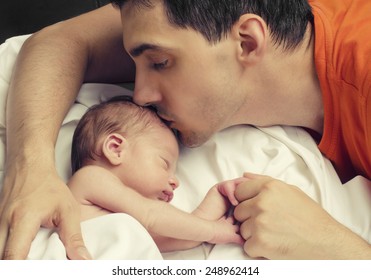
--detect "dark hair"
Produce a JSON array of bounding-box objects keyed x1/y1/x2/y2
[
  {"x1": 71, "y1": 95, "x2": 162, "y2": 173},
  {"x1": 110, "y1": 0, "x2": 313, "y2": 50}
]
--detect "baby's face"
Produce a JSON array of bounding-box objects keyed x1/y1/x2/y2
[{"x1": 117, "y1": 124, "x2": 179, "y2": 202}]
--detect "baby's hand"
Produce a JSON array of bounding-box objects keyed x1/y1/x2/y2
[
  {"x1": 209, "y1": 217, "x2": 244, "y2": 245},
  {"x1": 216, "y1": 177, "x2": 249, "y2": 206},
  {"x1": 195, "y1": 177, "x2": 250, "y2": 221}
]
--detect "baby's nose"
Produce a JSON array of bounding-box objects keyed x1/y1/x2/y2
[{"x1": 169, "y1": 177, "x2": 179, "y2": 190}]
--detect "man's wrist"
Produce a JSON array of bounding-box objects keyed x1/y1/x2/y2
[{"x1": 6, "y1": 141, "x2": 55, "y2": 168}]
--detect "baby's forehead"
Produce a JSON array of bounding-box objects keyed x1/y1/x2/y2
[
  {"x1": 148, "y1": 123, "x2": 179, "y2": 151},
  {"x1": 110, "y1": 101, "x2": 159, "y2": 122}
]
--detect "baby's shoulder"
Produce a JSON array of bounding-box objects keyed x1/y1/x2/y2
[
  {"x1": 75, "y1": 165, "x2": 107, "y2": 175},
  {"x1": 68, "y1": 165, "x2": 114, "y2": 187}
]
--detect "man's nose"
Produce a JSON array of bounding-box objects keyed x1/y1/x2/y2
[{"x1": 133, "y1": 75, "x2": 162, "y2": 106}]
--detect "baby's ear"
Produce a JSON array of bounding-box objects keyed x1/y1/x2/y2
[{"x1": 102, "y1": 133, "x2": 126, "y2": 165}]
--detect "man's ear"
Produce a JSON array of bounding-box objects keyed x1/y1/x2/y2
[
  {"x1": 102, "y1": 133, "x2": 126, "y2": 166},
  {"x1": 231, "y1": 14, "x2": 268, "y2": 65}
]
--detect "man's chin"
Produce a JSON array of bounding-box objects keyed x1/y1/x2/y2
[{"x1": 177, "y1": 130, "x2": 209, "y2": 148}]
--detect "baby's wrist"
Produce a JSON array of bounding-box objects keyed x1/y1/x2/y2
[{"x1": 192, "y1": 206, "x2": 211, "y2": 220}]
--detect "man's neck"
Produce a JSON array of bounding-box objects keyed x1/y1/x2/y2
[
  {"x1": 237, "y1": 24, "x2": 324, "y2": 134},
  {"x1": 279, "y1": 25, "x2": 323, "y2": 134}
]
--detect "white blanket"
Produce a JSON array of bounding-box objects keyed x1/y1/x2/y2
[{"x1": 0, "y1": 35, "x2": 370, "y2": 260}]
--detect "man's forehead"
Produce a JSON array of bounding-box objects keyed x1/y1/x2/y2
[{"x1": 121, "y1": 3, "x2": 174, "y2": 51}]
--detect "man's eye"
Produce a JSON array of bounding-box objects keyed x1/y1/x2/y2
[{"x1": 153, "y1": 59, "x2": 168, "y2": 70}]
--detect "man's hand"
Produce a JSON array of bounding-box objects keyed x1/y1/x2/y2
[
  {"x1": 0, "y1": 164, "x2": 91, "y2": 260},
  {"x1": 234, "y1": 173, "x2": 371, "y2": 259}
]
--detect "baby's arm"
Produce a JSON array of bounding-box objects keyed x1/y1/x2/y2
[
  {"x1": 150, "y1": 216, "x2": 241, "y2": 252},
  {"x1": 68, "y1": 166, "x2": 242, "y2": 252},
  {"x1": 156, "y1": 177, "x2": 249, "y2": 252}
]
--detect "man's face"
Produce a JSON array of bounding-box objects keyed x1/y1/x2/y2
[{"x1": 121, "y1": 3, "x2": 246, "y2": 147}]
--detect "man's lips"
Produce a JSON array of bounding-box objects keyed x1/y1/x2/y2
[
  {"x1": 157, "y1": 113, "x2": 179, "y2": 136},
  {"x1": 158, "y1": 113, "x2": 173, "y2": 125},
  {"x1": 162, "y1": 119, "x2": 173, "y2": 127}
]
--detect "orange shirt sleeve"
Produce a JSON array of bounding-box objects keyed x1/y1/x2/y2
[{"x1": 310, "y1": 0, "x2": 371, "y2": 182}]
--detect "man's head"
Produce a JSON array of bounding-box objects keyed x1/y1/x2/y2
[
  {"x1": 111, "y1": 0, "x2": 313, "y2": 50},
  {"x1": 110, "y1": 1, "x2": 314, "y2": 147}
]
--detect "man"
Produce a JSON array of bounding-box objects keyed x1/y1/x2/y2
[{"x1": 0, "y1": 0, "x2": 370, "y2": 259}]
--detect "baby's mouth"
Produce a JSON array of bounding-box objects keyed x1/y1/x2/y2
[{"x1": 161, "y1": 190, "x2": 174, "y2": 203}]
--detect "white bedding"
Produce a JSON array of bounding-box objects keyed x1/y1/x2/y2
[{"x1": 0, "y1": 35, "x2": 370, "y2": 260}]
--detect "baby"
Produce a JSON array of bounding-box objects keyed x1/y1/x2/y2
[{"x1": 69, "y1": 95, "x2": 244, "y2": 252}]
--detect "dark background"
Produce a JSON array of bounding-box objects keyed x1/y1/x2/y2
[{"x1": 1, "y1": 0, "x2": 111, "y2": 43}]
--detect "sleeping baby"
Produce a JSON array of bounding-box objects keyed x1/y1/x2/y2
[{"x1": 68, "y1": 95, "x2": 245, "y2": 253}]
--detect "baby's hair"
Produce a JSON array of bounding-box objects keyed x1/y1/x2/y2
[{"x1": 71, "y1": 95, "x2": 165, "y2": 173}]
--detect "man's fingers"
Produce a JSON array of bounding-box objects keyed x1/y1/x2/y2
[
  {"x1": 234, "y1": 180, "x2": 260, "y2": 202},
  {"x1": 58, "y1": 212, "x2": 91, "y2": 260},
  {"x1": 234, "y1": 174, "x2": 274, "y2": 225},
  {"x1": 1, "y1": 216, "x2": 40, "y2": 259},
  {"x1": 239, "y1": 218, "x2": 253, "y2": 241},
  {"x1": 0, "y1": 187, "x2": 10, "y2": 258},
  {"x1": 235, "y1": 174, "x2": 272, "y2": 202},
  {"x1": 234, "y1": 198, "x2": 255, "y2": 222},
  {"x1": 0, "y1": 219, "x2": 8, "y2": 259},
  {"x1": 242, "y1": 172, "x2": 263, "y2": 179}
]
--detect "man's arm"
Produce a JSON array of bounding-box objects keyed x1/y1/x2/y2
[
  {"x1": 0, "y1": 4, "x2": 135, "y2": 259},
  {"x1": 69, "y1": 166, "x2": 242, "y2": 252},
  {"x1": 234, "y1": 173, "x2": 371, "y2": 259}
]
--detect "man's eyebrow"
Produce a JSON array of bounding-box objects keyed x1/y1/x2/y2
[{"x1": 129, "y1": 44, "x2": 163, "y2": 57}]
